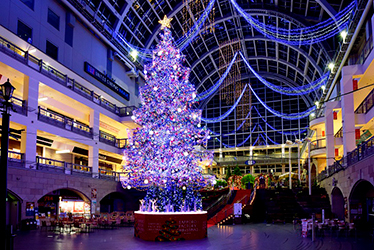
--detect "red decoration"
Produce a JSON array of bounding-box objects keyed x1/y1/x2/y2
[
  {"x1": 335, "y1": 148, "x2": 339, "y2": 157},
  {"x1": 355, "y1": 129, "x2": 361, "y2": 140},
  {"x1": 134, "y1": 212, "x2": 207, "y2": 241},
  {"x1": 322, "y1": 131, "x2": 325, "y2": 137},
  {"x1": 333, "y1": 111, "x2": 338, "y2": 120},
  {"x1": 353, "y1": 79, "x2": 358, "y2": 91}
]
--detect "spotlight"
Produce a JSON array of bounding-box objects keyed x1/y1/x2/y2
[
  {"x1": 340, "y1": 30, "x2": 348, "y2": 41},
  {"x1": 130, "y1": 49, "x2": 138, "y2": 60},
  {"x1": 328, "y1": 63, "x2": 335, "y2": 71},
  {"x1": 315, "y1": 101, "x2": 320, "y2": 107},
  {"x1": 321, "y1": 85, "x2": 326, "y2": 91}
]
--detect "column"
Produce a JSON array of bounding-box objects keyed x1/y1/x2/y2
[
  {"x1": 325, "y1": 102, "x2": 335, "y2": 168},
  {"x1": 281, "y1": 164, "x2": 286, "y2": 174},
  {"x1": 89, "y1": 109, "x2": 100, "y2": 177},
  {"x1": 20, "y1": 77, "x2": 38, "y2": 168},
  {"x1": 341, "y1": 66, "x2": 360, "y2": 155}
]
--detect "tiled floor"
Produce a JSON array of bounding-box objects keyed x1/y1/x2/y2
[{"x1": 13, "y1": 223, "x2": 374, "y2": 250}]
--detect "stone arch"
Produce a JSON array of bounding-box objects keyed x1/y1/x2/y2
[
  {"x1": 37, "y1": 188, "x2": 91, "y2": 219},
  {"x1": 99, "y1": 190, "x2": 145, "y2": 213},
  {"x1": 331, "y1": 187, "x2": 345, "y2": 220},
  {"x1": 349, "y1": 179, "x2": 374, "y2": 229}
]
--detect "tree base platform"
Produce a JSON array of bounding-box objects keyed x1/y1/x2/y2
[{"x1": 134, "y1": 211, "x2": 207, "y2": 241}]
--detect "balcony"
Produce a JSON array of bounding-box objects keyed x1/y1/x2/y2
[
  {"x1": 99, "y1": 130, "x2": 128, "y2": 149},
  {"x1": 0, "y1": 150, "x2": 24, "y2": 168},
  {"x1": 355, "y1": 87, "x2": 374, "y2": 114},
  {"x1": 0, "y1": 35, "x2": 136, "y2": 117},
  {"x1": 309, "y1": 108, "x2": 325, "y2": 128},
  {"x1": 318, "y1": 134, "x2": 374, "y2": 182},
  {"x1": 38, "y1": 107, "x2": 93, "y2": 138},
  {"x1": 310, "y1": 138, "x2": 326, "y2": 157}
]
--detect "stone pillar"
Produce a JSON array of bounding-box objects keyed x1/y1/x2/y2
[
  {"x1": 341, "y1": 66, "x2": 360, "y2": 156},
  {"x1": 20, "y1": 77, "x2": 38, "y2": 168},
  {"x1": 325, "y1": 102, "x2": 335, "y2": 168},
  {"x1": 89, "y1": 109, "x2": 100, "y2": 177},
  {"x1": 281, "y1": 164, "x2": 286, "y2": 174}
]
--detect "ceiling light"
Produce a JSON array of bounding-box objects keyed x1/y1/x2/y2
[
  {"x1": 321, "y1": 85, "x2": 325, "y2": 91},
  {"x1": 56, "y1": 149, "x2": 70, "y2": 154},
  {"x1": 38, "y1": 97, "x2": 48, "y2": 102},
  {"x1": 328, "y1": 63, "x2": 335, "y2": 71},
  {"x1": 340, "y1": 30, "x2": 348, "y2": 41},
  {"x1": 130, "y1": 49, "x2": 138, "y2": 60}
]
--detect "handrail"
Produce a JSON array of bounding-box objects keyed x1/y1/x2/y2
[
  {"x1": 38, "y1": 106, "x2": 93, "y2": 138},
  {"x1": 309, "y1": 107, "x2": 325, "y2": 122},
  {"x1": 99, "y1": 130, "x2": 128, "y2": 149},
  {"x1": 310, "y1": 138, "x2": 326, "y2": 150},
  {"x1": 318, "y1": 134, "x2": 374, "y2": 182},
  {"x1": 0, "y1": 34, "x2": 137, "y2": 117},
  {"x1": 355, "y1": 86, "x2": 374, "y2": 114},
  {"x1": 334, "y1": 127, "x2": 343, "y2": 138}
]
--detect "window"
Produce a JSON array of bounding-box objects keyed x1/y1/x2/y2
[
  {"x1": 46, "y1": 41, "x2": 58, "y2": 60},
  {"x1": 20, "y1": 0, "x2": 34, "y2": 10},
  {"x1": 48, "y1": 9, "x2": 60, "y2": 30},
  {"x1": 17, "y1": 20, "x2": 32, "y2": 43}
]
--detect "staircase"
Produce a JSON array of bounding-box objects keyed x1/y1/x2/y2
[{"x1": 207, "y1": 189, "x2": 251, "y2": 227}]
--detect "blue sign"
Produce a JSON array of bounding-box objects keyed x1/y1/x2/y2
[
  {"x1": 84, "y1": 62, "x2": 130, "y2": 101},
  {"x1": 245, "y1": 160, "x2": 256, "y2": 165}
]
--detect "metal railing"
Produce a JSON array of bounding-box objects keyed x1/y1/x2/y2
[
  {"x1": 98, "y1": 168, "x2": 121, "y2": 181},
  {"x1": 0, "y1": 151, "x2": 24, "y2": 168},
  {"x1": 0, "y1": 91, "x2": 27, "y2": 116},
  {"x1": 318, "y1": 135, "x2": 374, "y2": 182},
  {"x1": 310, "y1": 138, "x2": 326, "y2": 151},
  {"x1": 38, "y1": 107, "x2": 93, "y2": 138},
  {"x1": 350, "y1": 35, "x2": 374, "y2": 65},
  {"x1": 334, "y1": 127, "x2": 343, "y2": 138},
  {"x1": 355, "y1": 87, "x2": 374, "y2": 114},
  {"x1": 309, "y1": 107, "x2": 325, "y2": 122},
  {"x1": 0, "y1": 35, "x2": 137, "y2": 117},
  {"x1": 99, "y1": 130, "x2": 128, "y2": 149}
]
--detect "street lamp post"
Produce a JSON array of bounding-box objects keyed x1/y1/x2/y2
[{"x1": 1, "y1": 79, "x2": 15, "y2": 250}]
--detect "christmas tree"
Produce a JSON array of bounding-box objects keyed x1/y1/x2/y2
[{"x1": 122, "y1": 16, "x2": 213, "y2": 212}]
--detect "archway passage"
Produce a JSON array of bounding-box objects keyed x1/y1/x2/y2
[
  {"x1": 38, "y1": 189, "x2": 90, "y2": 220},
  {"x1": 331, "y1": 187, "x2": 345, "y2": 220},
  {"x1": 7, "y1": 190, "x2": 22, "y2": 231},
  {"x1": 349, "y1": 180, "x2": 374, "y2": 229},
  {"x1": 100, "y1": 192, "x2": 126, "y2": 213}
]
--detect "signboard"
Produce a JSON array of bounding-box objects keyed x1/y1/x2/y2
[
  {"x1": 245, "y1": 160, "x2": 256, "y2": 166},
  {"x1": 234, "y1": 203, "x2": 242, "y2": 217},
  {"x1": 84, "y1": 62, "x2": 130, "y2": 101},
  {"x1": 356, "y1": 130, "x2": 372, "y2": 145},
  {"x1": 26, "y1": 202, "x2": 35, "y2": 216}
]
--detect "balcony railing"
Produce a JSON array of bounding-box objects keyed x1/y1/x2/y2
[
  {"x1": 310, "y1": 138, "x2": 326, "y2": 151},
  {"x1": 99, "y1": 168, "x2": 121, "y2": 181},
  {"x1": 309, "y1": 108, "x2": 325, "y2": 122},
  {"x1": 99, "y1": 130, "x2": 128, "y2": 149},
  {"x1": 0, "y1": 91, "x2": 28, "y2": 116},
  {"x1": 0, "y1": 150, "x2": 24, "y2": 168},
  {"x1": 0, "y1": 35, "x2": 137, "y2": 117},
  {"x1": 355, "y1": 87, "x2": 374, "y2": 114},
  {"x1": 38, "y1": 107, "x2": 93, "y2": 138},
  {"x1": 334, "y1": 127, "x2": 343, "y2": 138},
  {"x1": 350, "y1": 35, "x2": 374, "y2": 65},
  {"x1": 318, "y1": 135, "x2": 374, "y2": 182}
]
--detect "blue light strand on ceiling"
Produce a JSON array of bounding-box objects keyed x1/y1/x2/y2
[
  {"x1": 246, "y1": 81, "x2": 316, "y2": 120},
  {"x1": 239, "y1": 52, "x2": 329, "y2": 95},
  {"x1": 258, "y1": 124, "x2": 279, "y2": 145},
  {"x1": 197, "y1": 52, "x2": 238, "y2": 101},
  {"x1": 214, "y1": 124, "x2": 258, "y2": 148},
  {"x1": 229, "y1": 0, "x2": 355, "y2": 45},
  {"x1": 252, "y1": 106, "x2": 307, "y2": 135},
  {"x1": 201, "y1": 84, "x2": 248, "y2": 123},
  {"x1": 209, "y1": 106, "x2": 253, "y2": 137}
]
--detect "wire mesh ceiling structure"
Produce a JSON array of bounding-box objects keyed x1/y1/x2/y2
[{"x1": 66, "y1": 0, "x2": 357, "y2": 149}]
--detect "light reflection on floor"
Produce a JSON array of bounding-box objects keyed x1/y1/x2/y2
[{"x1": 14, "y1": 224, "x2": 373, "y2": 250}]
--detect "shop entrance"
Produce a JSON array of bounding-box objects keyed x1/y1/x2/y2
[
  {"x1": 349, "y1": 180, "x2": 374, "y2": 229},
  {"x1": 331, "y1": 187, "x2": 345, "y2": 220},
  {"x1": 38, "y1": 189, "x2": 91, "y2": 220}
]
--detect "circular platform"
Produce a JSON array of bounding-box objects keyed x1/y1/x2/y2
[{"x1": 134, "y1": 211, "x2": 207, "y2": 241}]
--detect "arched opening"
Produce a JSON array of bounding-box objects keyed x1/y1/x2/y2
[
  {"x1": 349, "y1": 180, "x2": 374, "y2": 229},
  {"x1": 311, "y1": 164, "x2": 317, "y2": 185},
  {"x1": 7, "y1": 190, "x2": 22, "y2": 231},
  {"x1": 331, "y1": 187, "x2": 345, "y2": 220},
  {"x1": 100, "y1": 192, "x2": 126, "y2": 213},
  {"x1": 38, "y1": 189, "x2": 90, "y2": 220}
]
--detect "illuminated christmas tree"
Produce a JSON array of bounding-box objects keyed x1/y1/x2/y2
[{"x1": 122, "y1": 16, "x2": 213, "y2": 212}]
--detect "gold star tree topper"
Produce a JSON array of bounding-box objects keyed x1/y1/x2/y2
[{"x1": 159, "y1": 15, "x2": 173, "y2": 29}]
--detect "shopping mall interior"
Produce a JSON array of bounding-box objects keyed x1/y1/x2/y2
[{"x1": 1, "y1": 0, "x2": 374, "y2": 249}]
